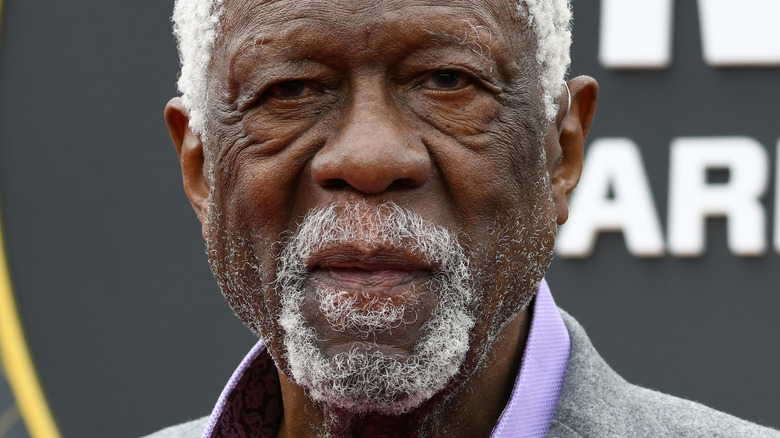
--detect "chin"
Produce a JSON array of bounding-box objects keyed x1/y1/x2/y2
[{"x1": 277, "y1": 275, "x2": 475, "y2": 415}]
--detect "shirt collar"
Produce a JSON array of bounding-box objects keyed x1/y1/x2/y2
[
  {"x1": 202, "y1": 278, "x2": 570, "y2": 438},
  {"x1": 490, "y1": 278, "x2": 571, "y2": 437}
]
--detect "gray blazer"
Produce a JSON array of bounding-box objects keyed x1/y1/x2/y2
[
  {"x1": 142, "y1": 310, "x2": 779, "y2": 437},
  {"x1": 550, "y1": 311, "x2": 777, "y2": 437}
]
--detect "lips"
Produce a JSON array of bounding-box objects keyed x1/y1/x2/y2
[{"x1": 307, "y1": 245, "x2": 433, "y2": 296}]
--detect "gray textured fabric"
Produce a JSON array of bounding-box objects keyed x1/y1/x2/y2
[
  {"x1": 550, "y1": 310, "x2": 779, "y2": 437},
  {"x1": 140, "y1": 311, "x2": 779, "y2": 437},
  {"x1": 140, "y1": 417, "x2": 208, "y2": 438}
]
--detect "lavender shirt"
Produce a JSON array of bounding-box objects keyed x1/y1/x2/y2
[{"x1": 202, "y1": 279, "x2": 570, "y2": 438}]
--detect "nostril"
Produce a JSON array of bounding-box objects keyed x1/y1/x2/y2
[
  {"x1": 320, "y1": 178, "x2": 350, "y2": 190},
  {"x1": 316, "y1": 177, "x2": 421, "y2": 193},
  {"x1": 387, "y1": 178, "x2": 418, "y2": 191}
]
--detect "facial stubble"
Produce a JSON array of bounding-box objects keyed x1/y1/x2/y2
[{"x1": 205, "y1": 188, "x2": 556, "y2": 418}]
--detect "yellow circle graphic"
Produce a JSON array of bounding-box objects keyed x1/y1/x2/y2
[{"x1": 0, "y1": 1, "x2": 63, "y2": 436}]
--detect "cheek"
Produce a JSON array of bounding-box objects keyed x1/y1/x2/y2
[
  {"x1": 466, "y1": 193, "x2": 557, "y2": 338},
  {"x1": 428, "y1": 137, "x2": 547, "y2": 234},
  {"x1": 409, "y1": 92, "x2": 500, "y2": 139},
  {"x1": 206, "y1": 174, "x2": 293, "y2": 343},
  {"x1": 212, "y1": 129, "x2": 319, "y2": 245},
  {"x1": 225, "y1": 161, "x2": 298, "y2": 248},
  {"x1": 241, "y1": 107, "x2": 324, "y2": 156}
]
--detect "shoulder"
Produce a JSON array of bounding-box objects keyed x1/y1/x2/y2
[
  {"x1": 139, "y1": 416, "x2": 209, "y2": 438},
  {"x1": 550, "y1": 310, "x2": 780, "y2": 438}
]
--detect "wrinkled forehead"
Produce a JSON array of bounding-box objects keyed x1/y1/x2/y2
[
  {"x1": 215, "y1": 0, "x2": 535, "y2": 71},
  {"x1": 220, "y1": 0, "x2": 522, "y2": 29}
]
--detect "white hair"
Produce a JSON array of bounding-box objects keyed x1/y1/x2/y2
[
  {"x1": 520, "y1": 0, "x2": 572, "y2": 120},
  {"x1": 171, "y1": 0, "x2": 572, "y2": 134},
  {"x1": 171, "y1": 0, "x2": 224, "y2": 136}
]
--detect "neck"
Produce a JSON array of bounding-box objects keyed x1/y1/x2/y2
[{"x1": 276, "y1": 309, "x2": 530, "y2": 438}]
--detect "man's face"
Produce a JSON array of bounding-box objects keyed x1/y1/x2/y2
[{"x1": 200, "y1": 0, "x2": 560, "y2": 414}]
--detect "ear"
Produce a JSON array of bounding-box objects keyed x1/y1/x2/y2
[
  {"x1": 550, "y1": 76, "x2": 598, "y2": 225},
  {"x1": 165, "y1": 97, "x2": 210, "y2": 240}
]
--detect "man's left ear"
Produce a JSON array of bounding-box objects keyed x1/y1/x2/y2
[{"x1": 550, "y1": 75, "x2": 598, "y2": 225}]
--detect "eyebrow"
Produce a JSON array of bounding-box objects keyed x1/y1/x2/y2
[{"x1": 421, "y1": 21, "x2": 497, "y2": 73}]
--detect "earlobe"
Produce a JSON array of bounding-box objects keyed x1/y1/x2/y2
[
  {"x1": 551, "y1": 76, "x2": 599, "y2": 225},
  {"x1": 165, "y1": 97, "x2": 210, "y2": 239}
]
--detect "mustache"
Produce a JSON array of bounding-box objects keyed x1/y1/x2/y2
[{"x1": 277, "y1": 201, "x2": 470, "y2": 281}]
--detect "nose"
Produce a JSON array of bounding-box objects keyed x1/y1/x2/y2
[{"x1": 311, "y1": 90, "x2": 430, "y2": 194}]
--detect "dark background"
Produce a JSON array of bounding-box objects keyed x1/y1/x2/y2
[{"x1": 0, "y1": 1, "x2": 777, "y2": 437}]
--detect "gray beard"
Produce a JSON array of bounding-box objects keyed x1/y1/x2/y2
[{"x1": 275, "y1": 202, "x2": 475, "y2": 415}]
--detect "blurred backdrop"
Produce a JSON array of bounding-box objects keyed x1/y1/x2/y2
[{"x1": 0, "y1": 1, "x2": 778, "y2": 437}]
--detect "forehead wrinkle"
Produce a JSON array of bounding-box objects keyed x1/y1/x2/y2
[
  {"x1": 223, "y1": 4, "x2": 521, "y2": 72},
  {"x1": 380, "y1": 6, "x2": 525, "y2": 80},
  {"x1": 219, "y1": 0, "x2": 523, "y2": 46}
]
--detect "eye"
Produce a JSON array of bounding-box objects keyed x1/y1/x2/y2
[
  {"x1": 266, "y1": 80, "x2": 313, "y2": 99},
  {"x1": 425, "y1": 70, "x2": 468, "y2": 90}
]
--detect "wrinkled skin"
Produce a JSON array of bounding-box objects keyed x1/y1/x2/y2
[{"x1": 166, "y1": 0, "x2": 598, "y2": 436}]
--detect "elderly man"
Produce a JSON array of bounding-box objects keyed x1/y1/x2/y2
[{"x1": 148, "y1": 0, "x2": 778, "y2": 436}]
